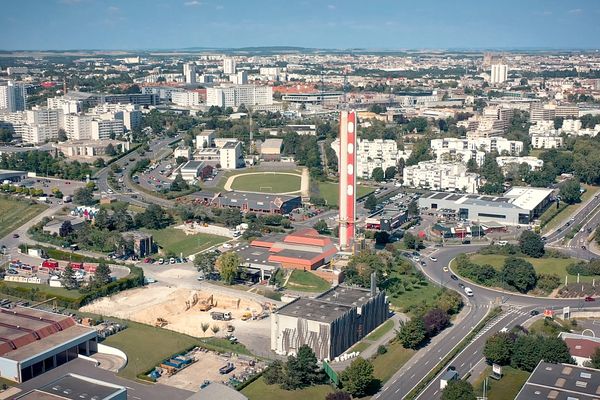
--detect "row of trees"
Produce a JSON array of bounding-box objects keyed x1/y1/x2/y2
[{"x1": 0, "y1": 151, "x2": 93, "y2": 181}]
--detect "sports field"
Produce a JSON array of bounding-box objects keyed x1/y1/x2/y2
[
  {"x1": 229, "y1": 172, "x2": 301, "y2": 193},
  {"x1": 0, "y1": 197, "x2": 46, "y2": 238}
]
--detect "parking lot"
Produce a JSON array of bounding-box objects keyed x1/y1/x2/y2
[
  {"x1": 6, "y1": 177, "x2": 85, "y2": 205},
  {"x1": 134, "y1": 158, "x2": 179, "y2": 192}
]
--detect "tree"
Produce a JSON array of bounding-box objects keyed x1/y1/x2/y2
[
  {"x1": 384, "y1": 166, "x2": 397, "y2": 180},
  {"x1": 466, "y1": 158, "x2": 478, "y2": 173},
  {"x1": 484, "y1": 332, "x2": 514, "y2": 365},
  {"x1": 441, "y1": 380, "x2": 476, "y2": 400},
  {"x1": 194, "y1": 251, "x2": 217, "y2": 277},
  {"x1": 519, "y1": 231, "x2": 545, "y2": 258},
  {"x1": 170, "y1": 173, "x2": 189, "y2": 192},
  {"x1": 590, "y1": 346, "x2": 600, "y2": 369},
  {"x1": 61, "y1": 265, "x2": 78, "y2": 289},
  {"x1": 560, "y1": 179, "x2": 582, "y2": 204},
  {"x1": 374, "y1": 231, "x2": 390, "y2": 245},
  {"x1": 422, "y1": 308, "x2": 450, "y2": 336},
  {"x1": 134, "y1": 204, "x2": 172, "y2": 230},
  {"x1": 403, "y1": 232, "x2": 420, "y2": 250},
  {"x1": 105, "y1": 143, "x2": 117, "y2": 157},
  {"x1": 364, "y1": 194, "x2": 377, "y2": 211},
  {"x1": 407, "y1": 200, "x2": 419, "y2": 217},
  {"x1": 340, "y1": 357, "x2": 375, "y2": 398},
  {"x1": 371, "y1": 167, "x2": 385, "y2": 182},
  {"x1": 94, "y1": 261, "x2": 112, "y2": 286},
  {"x1": 200, "y1": 322, "x2": 209, "y2": 335},
  {"x1": 313, "y1": 219, "x2": 329, "y2": 234},
  {"x1": 397, "y1": 318, "x2": 427, "y2": 349},
  {"x1": 263, "y1": 360, "x2": 285, "y2": 385},
  {"x1": 73, "y1": 187, "x2": 95, "y2": 206},
  {"x1": 0, "y1": 128, "x2": 14, "y2": 143},
  {"x1": 501, "y1": 256, "x2": 537, "y2": 293},
  {"x1": 215, "y1": 252, "x2": 240, "y2": 284},
  {"x1": 210, "y1": 324, "x2": 220, "y2": 334},
  {"x1": 325, "y1": 392, "x2": 352, "y2": 400},
  {"x1": 58, "y1": 220, "x2": 73, "y2": 237},
  {"x1": 511, "y1": 335, "x2": 573, "y2": 372},
  {"x1": 283, "y1": 345, "x2": 322, "y2": 390}
]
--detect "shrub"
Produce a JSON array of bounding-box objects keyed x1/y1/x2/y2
[{"x1": 566, "y1": 260, "x2": 600, "y2": 276}]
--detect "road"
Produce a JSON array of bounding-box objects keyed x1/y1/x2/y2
[{"x1": 544, "y1": 192, "x2": 600, "y2": 245}]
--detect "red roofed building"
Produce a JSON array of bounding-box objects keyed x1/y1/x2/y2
[{"x1": 559, "y1": 332, "x2": 600, "y2": 366}]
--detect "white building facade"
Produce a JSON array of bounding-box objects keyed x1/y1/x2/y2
[
  {"x1": 403, "y1": 161, "x2": 480, "y2": 193},
  {"x1": 206, "y1": 85, "x2": 273, "y2": 108}
]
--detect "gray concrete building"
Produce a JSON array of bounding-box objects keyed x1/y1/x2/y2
[
  {"x1": 515, "y1": 361, "x2": 600, "y2": 400},
  {"x1": 271, "y1": 284, "x2": 389, "y2": 361},
  {"x1": 15, "y1": 373, "x2": 127, "y2": 400}
]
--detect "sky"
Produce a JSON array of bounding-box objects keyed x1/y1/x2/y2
[{"x1": 0, "y1": 0, "x2": 599, "y2": 50}]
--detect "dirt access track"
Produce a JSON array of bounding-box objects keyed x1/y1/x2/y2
[{"x1": 80, "y1": 286, "x2": 264, "y2": 337}]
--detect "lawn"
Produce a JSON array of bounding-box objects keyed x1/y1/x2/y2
[
  {"x1": 366, "y1": 320, "x2": 395, "y2": 341},
  {"x1": 285, "y1": 270, "x2": 331, "y2": 293},
  {"x1": 316, "y1": 182, "x2": 375, "y2": 207},
  {"x1": 0, "y1": 196, "x2": 46, "y2": 238},
  {"x1": 468, "y1": 253, "x2": 591, "y2": 283},
  {"x1": 230, "y1": 172, "x2": 301, "y2": 193},
  {"x1": 387, "y1": 281, "x2": 441, "y2": 313},
  {"x1": 241, "y1": 377, "x2": 334, "y2": 400},
  {"x1": 0, "y1": 281, "x2": 82, "y2": 299},
  {"x1": 371, "y1": 340, "x2": 416, "y2": 382},
  {"x1": 473, "y1": 366, "x2": 530, "y2": 400},
  {"x1": 143, "y1": 228, "x2": 228, "y2": 256},
  {"x1": 541, "y1": 184, "x2": 599, "y2": 234}
]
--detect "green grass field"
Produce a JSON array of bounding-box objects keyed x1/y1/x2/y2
[
  {"x1": 372, "y1": 340, "x2": 416, "y2": 382},
  {"x1": 366, "y1": 320, "x2": 395, "y2": 341},
  {"x1": 387, "y1": 281, "x2": 441, "y2": 313},
  {"x1": 285, "y1": 270, "x2": 331, "y2": 293},
  {"x1": 316, "y1": 182, "x2": 375, "y2": 206},
  {"x1": 0, "y1": 196, "x2": 46, "y2": 238},
  {"x1": 143, "y1": 228, "x2": 228, "y2": 256},
  {"x1": 241, "y1": 377, "x2": 334, "y2": 400},
  {"x1": 230, "y1": 172, "x2": 302, "y2": 193},
  {"x1": 1, "y1": 281, "x2": 81, "y2": 299},
  {"x1": 473, "y1": 366, "x2": 530, "y2": 400},
  {"x1": 542, "y1": 184, "x2": 599, "y2": 234},
  {"x1": 469, "y1": 253, "x2": 590, "y2": 283}
]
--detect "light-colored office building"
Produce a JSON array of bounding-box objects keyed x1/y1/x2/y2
[
  {"x1": 490, "y1": 64, "x2": 508, "y2": 84},
  {"x1": 171, "y1": 91, "x2": 203, "y2": 107},
  {"x1": 403, "y1": 161, "x2": 480, "y2": 193},
  {"x1": 219, "y1": 141, "x2": 243, "y2": 169},
  {"x1": 196, "y1": 130, "x2": 216, "y2": 149},
  {"x1": 62, "y1": 114, "x2": 93, "y2": 140},
  {"x1": 206, "y1": 85, "x2": 273, "y2": 108},
  {"x1": 183, "y1": 62, "x2": 197, "y2": 84},
  {"x1": 91, "y1": 119, "x2": 124, "y2": 140}
]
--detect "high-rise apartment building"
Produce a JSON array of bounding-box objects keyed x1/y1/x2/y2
[
  {"x1": 183, "y1": 63, "x2": 197, "y2": 84},
  {"x1": 0, "y1": 81, "x2": 27, "y2": 112},
  {"x1": 206, "y1": 85, "x2": 272, "y2": 108},
  {"x1": 490, "y1": 64, "x2": 508, "y2": 84},
  {"x1": 223, "y1": 58, "x2": 236, "y2": 74}
]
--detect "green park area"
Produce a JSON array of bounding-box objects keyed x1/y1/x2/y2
[
  {"x1": 468, "y1": 253, "x2": 591, "y2": 284},
  {"x1": 143, "y1": 228, "x2": 228, "y2": 257},
  {"x1": 473, "y1": 366, "x2": 530, "y2": 400},
  {"x1": 285, "y1": 270, "x2": 331, "y2": 293},
  {"x1": 0, "y1": 281, "x2": 80, "y2": 300},
  {"x1": 242, "y1": 377, "x2": 334, "y2": 400},
  {"x1": 0, "y1": 196, "x2": 46, "y2": 238},
  {"x1": 230, "y1": 172, "x2": 302, "y2": 193},
  {"x1": 316, "y1": 182, "x2": 375, "y2": 206}
]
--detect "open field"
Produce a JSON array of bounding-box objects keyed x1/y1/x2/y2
[
  {"x1": 241, "y1": 377, "x2": 334, "y2": 400},
  {"x1": 366, "y1": 319, "x2": 395, "y2": 341},
  {"x1": 468, "y1": 253, "x2": 591, "y2": 283},
  {"x1": 473, "y1": 366, "x2": 530, "y2": 400},
  {"x1": 285, "y1": 270, "x2": 331, "y2": 293},
  {"x1": 229, "y1": 172, "x2": 301, "y2": 193},
  {"x1": 387, "y1": 281, "x2": 440, "y2": 313},
  {"x1": 541, "y1": 184, "x2": 599, "y2": 233},
  {"x1": 371, "y1": 340, "x2": 416, "y2": 382},
  {"x1": 1, "y1": 281, "x2": 81, "y2": 299},
  {"x1": 143, "y1": 228, "x2": 228, "y2": 256},
  {"x1": 80, "y1": 286, "x2": 267, "y2": 338},
  {"x1": 316, "y1": 182, "x2": 374, "y2": 206},
  {"x1": 0, "y1": 197, "x2": 46, "y2": 238}
]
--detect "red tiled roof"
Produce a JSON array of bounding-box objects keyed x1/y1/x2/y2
[{"x1": 565, "y1": 338, "x2": 600, "y2": 358}]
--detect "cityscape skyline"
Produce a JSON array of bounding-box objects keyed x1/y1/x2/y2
[{"x1": 1, "y1": 0, "x2": 599, "y2": 51}]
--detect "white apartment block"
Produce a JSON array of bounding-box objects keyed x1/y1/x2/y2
[
  {"x1": 219, "y1": 141, "x2": 243, "y2": 169},
  {"x1": 206, "y1": 85, "x2": 273, "y2": 108},
  {"x1": 171, "y1": 91, "x2": 203, "y2": 107},
  {"x1": 47, "y1": 97, "x2": 82, "y2": 114},
  {"x1": 490, "y1": 64, "x2": 508, "y2": 84},
  {"x1": 183, "y1": 63, "x2": 196, "y2": 84},
  {"x1": 91, "y1": 119, "x2": 124, "y2": 140},
  {"x1": 496, "y1": 156, "x2": 544, "y2": 171},
  {"x1": 89, "y1": 103, "x2": 142, "y2": 131},
  {"x1": 0, "y1": 81, "x2": 27, "y2": 112},
  {"x1": 259, "y1": 67, "x2": 284, "y2": 81},
  {"x1": 431, "y1": 137, "x2": 523, "y2": 159},
  {"x1": 528, "y1": 120, "x2": 555, "y2": 134},
  {"x1": 330, "y1": 138, "x2": 403, "y2": 179},
  {"x1": 230, "y1": 70, "x2": 248, "y2": 85},
  {"x1": 141, "y1": 86, "x2": 185, "y2": 101},
  {"x1": 403, "y1": 161, "x2": 480, "y2": 193},
  {"x1": 223, "y1": 58, "x2": 236, "y2": 74},
  {"x1": 62, "y1": 114, "x2": 93, "y2": 140},
  {"x1": 531, "y1": 134, "x2": 563, "y2": 149}
]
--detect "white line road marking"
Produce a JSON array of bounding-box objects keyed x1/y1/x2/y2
[{"x1": 410, "y1": 374, "x2": 416, "y2": 379}]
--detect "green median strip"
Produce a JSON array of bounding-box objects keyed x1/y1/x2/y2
[{"x1": 404, "y1": 306, "x2": 503, "y2": 400}]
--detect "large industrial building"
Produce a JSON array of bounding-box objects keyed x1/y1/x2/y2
[
  {"x1": 418, "y1": 186, "x2": 554, "y2": 226},
  {"x1": 15, "y1": 373, "x2": 127, "y2": 400},
  {"x1": 0, "y1": 307, "x2": 97, "y2": 383},
  {"x1": 271, "y1": 284, "x2": 389, "y2": 361},
  {"x1": 515, "y1": 361, "x2": 600, "y2": 400},
  {"x1": 192, "y1": 191, "x2": 302, "y2": 215}
]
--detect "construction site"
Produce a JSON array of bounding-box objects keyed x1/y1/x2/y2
[{"x1": 80, "y1": 286, "x2": 267, "y2": 338}]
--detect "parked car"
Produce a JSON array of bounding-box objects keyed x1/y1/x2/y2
[{"x1": 584, "y1": 296, "x2": 596, "y2": 302}]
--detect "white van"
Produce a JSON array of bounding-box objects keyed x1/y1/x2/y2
[{"x1": 464, "y1": 287, "x2": 474, "y2": 297}]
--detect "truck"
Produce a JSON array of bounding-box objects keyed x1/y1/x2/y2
[
  {"x1": 210, "y1": 311, "x2": 232, "y2": 321},
  {"x1": 440, "y1": 370, "x2": 459, "y2": 390},
  {"x1": 42, "y1": 260, "x2": 59, "y2": 270},
  {"x1": 464, "y1": 287, "x2": 474, "y2": 297},
  {"x1": 219, "y1": 362, "x2": 235, "y2": 374},
  {"x1": 63, "y1": 195, "x2": 72, "y2": 203}
]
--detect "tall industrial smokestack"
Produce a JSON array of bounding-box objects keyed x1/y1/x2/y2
[{"x1": 338, "y1": 110, "x2": 357, "y2": 251}]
